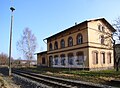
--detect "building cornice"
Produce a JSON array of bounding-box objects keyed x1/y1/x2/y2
[{"x1": 47, "y1": 45, "x2": 113, "y2": 55}]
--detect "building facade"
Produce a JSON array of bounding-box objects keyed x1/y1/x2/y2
[{"x1": 37, "y1": 18, "x2": 116, "y2": 70}]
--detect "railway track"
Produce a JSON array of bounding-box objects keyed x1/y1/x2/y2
[{"x1": 12, "y1": 70, "x2": 113, "y2": 88}]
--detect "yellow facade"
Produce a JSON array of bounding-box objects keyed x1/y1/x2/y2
[{"x1": 37, "y1": 18, "x2": 115, "y2": 70}]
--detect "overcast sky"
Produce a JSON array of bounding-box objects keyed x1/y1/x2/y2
[{"x1": 0, "y1": 0, "x2": 120, "y2": 59}]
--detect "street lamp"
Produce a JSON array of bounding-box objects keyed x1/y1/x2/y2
[{"x1": 8, "y1": 7, "x2": 15, "y2": 76}]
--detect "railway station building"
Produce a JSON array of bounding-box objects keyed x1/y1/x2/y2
[{"x1": 37, "y1": 18, "x2": 116, "y2": 70}]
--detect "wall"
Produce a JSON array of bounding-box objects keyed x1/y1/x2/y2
[
  {"x1": 89, "y1": 48, "x2": 114, "y2": 70},
  {"x1": 37, "y1": 19, "x2": 114, "y2": 70},
  {"x1": 87, "y1": 20, "x2": 114, "y2": 70},
  {"x1": 37, "y1": 53, "x2": 48, "y2": 66},
  {"x1": 46, "y1": 22, "x2": 89, "y2": 68}
]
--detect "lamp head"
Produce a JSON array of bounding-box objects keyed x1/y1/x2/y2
[{"x1": 10, "y1": 7, "x2": 15, "y2": 12}]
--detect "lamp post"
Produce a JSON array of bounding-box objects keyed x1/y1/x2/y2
[{"x1": 8, "y1": 7, "x2": 15, "y2": 76}]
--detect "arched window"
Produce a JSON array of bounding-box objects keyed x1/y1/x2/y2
[
  {"x1": 68, "y1": 37, "x2": 73, "y2": 47},
  {"x1": 76, "y1": 52, "x2": 84, "y2": 65},
  {"x1": 49, "y1": 43, "x2": 52, "y2": 51},
  {"x1": 100, "y1": 35, "x2": 104, "y2": 44},
  {"x1": 98, "y1": 25, "x2": 101, "y2": 31},
  {"x1": 49, "y1": 56, "x2": 53, "y2": 67},
  {"x1": 77, "y1": 33, "x2": 83, "y2": 45},
  {"x1": 42, "y1": 57, "x2": 45, "y2": 64},
  {"x1": 68, "y1": 53, "x2": 74, "y2": 65},
  {"x1": 98, "y1": 24, "x2": 105, "y2": 32},
  {"x1": 54, "y1": 41, "x2": 58, "y2": 50},
  {"x1": 54, "y1": 55, "x2": 58, "y2": 65},
  {"x1": 60, "y1": 54, "x2": 65, "y2": 65},
  {"x1": 61, "y1": 39, "x2": 65, "y2": 48}
]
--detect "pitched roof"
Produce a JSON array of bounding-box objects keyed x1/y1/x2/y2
[
  {"x1": 44, "y1": 18, "x2": 116, "y2": 40},
  {"x1": 36, "y1": 51, "x2": 47, "y2": 55}
]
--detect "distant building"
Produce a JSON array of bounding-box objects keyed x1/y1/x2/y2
[
  {"x1": 13, "y1": 60, "x2": 37, "y2": 67},
  {"x1": 37, "y1": 18, "x2": 115, "y2": 70}
]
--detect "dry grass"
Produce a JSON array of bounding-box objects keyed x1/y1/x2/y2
[
  {"x1": 22, "y1": 67, "x2": 120, "y2": 87},
  {"x1": 0, "y1": 74, "x2": 20, "y2": 88},
  {"x1": 0, "y1": 74, "x2": 10, "y2": 88}
]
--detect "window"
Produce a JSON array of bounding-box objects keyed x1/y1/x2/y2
[
  {"x1": 101, "y1": 52, "x2": 105, "y2": 64},
  {"x1": 77, "y1": 34, "x2": 83, "y2": 45},
  {"x1": 54, "y1": 41, "x2": 58, "y2": 50},
  {"x1": 102, "y1": 26, "x2": 105, "y2": 32},
  {"x1": 60, "y1": 54, "x2": 65, "y2": 65},
  {"x1": 76, "y1": 52, "x2": 84, "y2": 65},
  {"x1": 54, "y1": 55, "x2": 58, "y2": 65},
  {"x1": 68, "y1": 37, "x2": 73, "y2": 47},
  {"x1": 49, "y1": 56, "x2": 53, "y2": 67},
  {"x1": 49, "y1": 43, "x2": 52, "y2": 51},
  {"x1": 61, "y1": 39, "x2": 65, "y2": 48},
  {"x1": 98, "y1": 24, "x2": 105, "y2": 32},
  {"x1": 68, "y1": 53, "x2": 74, "y2": 65},
  {"x1": 92, "y1": 51, "x2": 98, "y2": 64},
  {"x1": 98, "y1": 25, "x2": 101, "y2": 31},
  {"x1": 100, "y1": 35, "x2": 104, "y2": 44},
  {"x1": 42, "y1": 57, "x2": 45, "y2": 64},
  {"x1": 107, "y1": 52, "x2": 111, "y2": 64}
]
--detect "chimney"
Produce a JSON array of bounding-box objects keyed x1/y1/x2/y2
[{"x1": 75, "y1": 22, "x2": 77, "y2": 25}]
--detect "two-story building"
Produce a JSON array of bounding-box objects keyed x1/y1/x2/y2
[{"x1": 37, "y1": 18, "x2": 116, "y2": 70}]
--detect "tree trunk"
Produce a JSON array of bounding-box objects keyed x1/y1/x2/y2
[
  {"x1": 113, "y1": 40, "x2": 116, "y2": 69},
  {"x1": 116, "y1": 58, "x2": 120, "y2": 71},
  {"x1": 116, "y1": 62, "x2": 119, "y2": 71}
]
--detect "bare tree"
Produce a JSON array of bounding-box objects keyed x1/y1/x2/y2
[
  {"x1": 17, "y1": 28, "x2": 37, "y2": 67},
  {"x1": 112, "y1": 17, "x2": 120, "y2": 71},
  {"x1": 0, "y1": 52, "x2": 8, "y2": 66}
]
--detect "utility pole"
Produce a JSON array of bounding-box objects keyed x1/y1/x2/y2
[{"x1": 8, "y1": 7, "x2": 15, "y2": 76}]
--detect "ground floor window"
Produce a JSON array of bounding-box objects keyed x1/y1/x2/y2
[
  {"x1": 107, "y1": 52, "x2": 111, "y2": 64},
  {"x1": 101, "y1": 52, "x2": 105, "y2": 64},
  {"x1": 61, "y1": 54, "x2": 66, "y2": 65},
  {"x1": 76, "y1": 52, "x2": 84, "y2": 65},
  {"x1": 92, "y1": 51, "x2": 98, "y2": 64},
  {"x1": 68, "y1": 53, "x2": 74, "y2": 65},
  {"x1": 42, "y1": 57, "x2": 45, "y2": 64},
  {"x1": 49, "y1": 56, "x2": 53, "y2": 67},
  {"x1": 54, "y1": 55, "x2": 58, "y2": 65}
]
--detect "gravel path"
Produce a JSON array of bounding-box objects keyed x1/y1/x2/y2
[
  {"x1": 13, "y1": 74, "x2": 50, "y2": 88},
  {"x1": 0, "y1": 73, "x2": 20, "y2": 88},
  {"x1": 0, "y1": 67, "x2": 50, "y2": 88}
]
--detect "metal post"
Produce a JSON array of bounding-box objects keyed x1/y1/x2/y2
[{"x1": 8, "y1": 7, "x2": 15, "y2": 76}]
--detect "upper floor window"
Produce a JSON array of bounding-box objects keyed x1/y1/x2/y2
[
  {"x1": 61, "y1": 39, "x2": 65, "y2": 48},
  {"x1": 54, "y1": 41, "x2": 58, "y2": 50},
  {"x1": 49, "y1": 43, "x2": 52, "y2": 51},
  {"x1": 100, "y1": 35, "x2": 104, "y2": 44},
  {"x1": 68, "y1": 37, "x2": 73, "y2": 47},
  {"x1": 77, "y1": 33, "x2": 83, "y2": 45},
  {"x1": 98, "y1": 24, "x2": 105, "y2": 32}
]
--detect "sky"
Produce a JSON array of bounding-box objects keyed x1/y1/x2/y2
[{"x1": 0, "y1": 0, "x2": 120, "y2": 60}]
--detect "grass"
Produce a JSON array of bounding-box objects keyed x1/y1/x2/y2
[
  {"x1": 0, "y1": 75, "x2": 9, "y2": 88},
  {"x1": 19, "y1": 67, "x2": 120, "y2": 87}
]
